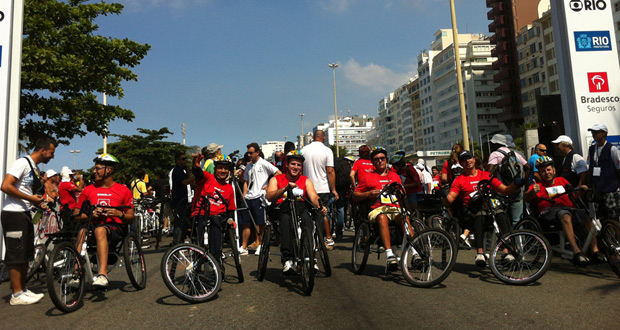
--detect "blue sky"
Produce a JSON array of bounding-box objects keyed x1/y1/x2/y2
[{"x1": 44, "y1": 0, "x2": 491, "y2": 171}]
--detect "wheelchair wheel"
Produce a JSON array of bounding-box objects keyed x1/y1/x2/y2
[
  {"x1": 124, "y1": 234, "x2": 147, "y2": 290},
  {"x1": 46, "y1": 242, "x2": 85, "y2": 313},
  {"x1": 315, "y1": 226, "x2": 332, "y2": 277},
  {"x1": 401, "y1": 228, "x2": 457, "y2": 288},
  {"x1": 257, "y1": 224, "x2": 272, "y2": 281},
  {"x1": 160, "y1": 243, "x2": 221, "y2": 303},
  {"x1": 514, "y1": 217, "x2": 543, "y2": 233},
  {"x1": 227, "y1": 225, "x2": 244, "y2": 283},
  {"x1": 489, "y1": 230, "x2": 551, "y2": 285},
  {"x1": 26, "y1": 243, "x2": 47, "y2": 282},
  {"x1": 299, "y1": 229, "x2": 315, "y2": 296},
  {"x1": 599, "y1": 220, "x2": 620, "y2": 277},
  {"x1": 352, "y1": 222, "x2": 370, "y2": 274}
]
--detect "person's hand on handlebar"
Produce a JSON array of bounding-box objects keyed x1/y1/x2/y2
[{"x1": 319, "y1": 206, "x2": 328, "y2": 216}]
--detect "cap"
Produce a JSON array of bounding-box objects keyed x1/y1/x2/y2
[
  {"x1": 505, "y1": 134, "x2": 516, "y2": 148},
  {"x1": 458, "y1": 150, "x2": 473, "y2": 162},
  {"x1": 417, "y1": 159, "x2": 425, "y2": 165},
  {"x1": 203, "y1": 143, "x2": 224, "y2": 155},
  {"x1": 45, "y1": 169, "x2": 58, "y2": 177},
  {"x1": 587, "y1": 123, "x2": 608, "y2": 132},
  {"x1": 551, "y1": 135, "x2": 573, "y2": 144},
  {"x1": 344, "y1": 156, "x2": 355, "y2": 162},
  {"x1": 490, "y1": 133, "x2": 507, "y2": 146}
]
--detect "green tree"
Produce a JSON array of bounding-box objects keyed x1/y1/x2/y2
[
  {"x1": 21, "y1": 0, "x2": 151, "y2": 147},
  {"x1": 329, "y1": 145, "x2": 348, "y2": 159},
  {"x1": 93, "y1": 128, "x2": 190, "y2": 184}
]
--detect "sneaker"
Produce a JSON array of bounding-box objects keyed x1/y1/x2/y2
[
  {"x1": 283, "y1": 260, "x2": 296, "y2": 275},
  {"x1": 475, "y1": 254, "x2": 486, "y2": 267},
  {"x1": 239, "y1": 247, "x2": 249, "y2": 256},
  {"x1": 92, "y1": 274, "x2": 109, "y2": 288},
  {"x1": 325, "y1": 238, "x2": 335, "y2": 246},
  {"x1": 572, "y1": 252, "x2": 589, "y2": 266},
  {"x1": 314, "y1": 258, "x2": 320, "y2": 271},
  {"x1": 386, "y1": 255, "x2": 399, "y2": 271},
  {"x1": 590, "y1": 251, "x2": 607, "y2": 264},
  {"x1": 10, "y1": 292, "x2": 42, "y2": 305},
  {"x1": 502, "y1": 253, "x2": 515, "y2": 263},
  {"x1": 325, "y1": 243, "x2": 334, "y2": 251},
  {"x1": 254, "y1": 245, "x2": 262, "y2": 256},
  {"x1": 459, "y1": 234, "x2": 471, "y2": 249},
  {"x1": 23, "y1": 289, "x2": 44, "y2": 300},
  {"x1": 248, "y1": 241, "x2": 260, "y2": 249}
]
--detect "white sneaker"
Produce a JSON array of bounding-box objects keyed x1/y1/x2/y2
[
  {"x1": 10, "y1": 292, "x2": 42, "y2": 305},
  {"x1": 23, "y1": 289, "x2": 44, "y2": 300},
  {"x1": 314, "y1": 258, "x2": 319, "y2": 271},
  {"x1": 254, "y1": 245, "x2": 262, "y2": 256},
  {"x1": 92, "y1": 274, "x2": 109, "y2": 287},
  {"x1": 239, "y1": 247, "x2": 249, "y2": 256},
  {"x1": 283, "y1": 260, "x2": 296, "y2": 274}
]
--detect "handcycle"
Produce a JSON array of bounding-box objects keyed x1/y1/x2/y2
[
  {"x1": 257, "y1": 186, "x2": 322, "y2": 296},
  {"x1": 26, "y1": 201, "x2": 69, "y2": 283},
  {"x1": 45, "y1": 201, "x2": 147, "y2": 313},
  {"x1": 160, "y1": 193, "x2": 243, "y2": 303},
  {"x1": 134, "y1": 196, "x2": 165, "y2": 248},
  {"x1": 417, "y1": 192, "x2": 460, "y2": 243},
  {"x1": 352, "y1": 182, "x2": 457, "y2": 288},
  {"x1": 471, "y1": 179, "x2": 551, "y2": 285},
  {"x1": 515, "y1": 185, "x2": 620, "y2": 277}
]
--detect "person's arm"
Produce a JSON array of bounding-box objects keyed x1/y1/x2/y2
[
  {"x1": 524, "y1": 184, "x2": 540, "y2": 203},
  {"x1": 266, "y1": 177, "x2": 283, "y2": 202},
  {"x1": 243, "y1": 180, "x2": 248, "y2": 197},
  {"x1": 443, "y1": 190, "x2": 458, "y2": 206},
  {"x1": 1, "y1": 174, "x2": 44, "y2": 206},
  {"x1": 349, "y1": 170, "x2": 357, "y2": 190},
  {"x1": 327, "y1": 166, "x2": 339, "y2": 200},
  {"x1": 353, "y1": 189, "x2": 379, "y2": 202}
]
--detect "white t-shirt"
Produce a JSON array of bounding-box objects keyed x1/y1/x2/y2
[
  {"x1": 301, "y1": 141, "x2": 334, "y2": 194},
  {"x1": 2, "y1": 156, "x2": 39, "y2": 212},
  {"x1": 567, "y1": 153, "x2": 589, "y2": 175},
  {"x1": 244, "y1": 158, "x2": 279, "y2": 200}
]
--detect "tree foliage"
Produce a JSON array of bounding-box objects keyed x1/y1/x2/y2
[
  {"x1": 329, "y1": 145, "x2": 348, "y2": 159},
  {"x1": 21, "y1": 0, "x2": 151, "y2": 147},
  {"x1": 92, "y1": 128, "x2": 190, "y2": 185}
]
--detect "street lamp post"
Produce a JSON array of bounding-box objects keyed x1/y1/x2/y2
[
  {"x1": 450, "y1": 0, "x2": 470, "y2": 150},
  {"x1": 329, "y1": 63, "x2": 340, "y2": 157},
  {"x1": 69, "y1": 150, "x2": 81, "y2": 170},
  {"x1": 298, "y1": 113, "x2": 305, "y2": 147}
]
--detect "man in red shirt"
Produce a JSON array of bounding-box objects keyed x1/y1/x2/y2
[
  {"x1": 390, "y1": 152, "x2": 422, "y2": 213},
  {"x1": 524, "y1": 156, "x2": 604, "y2": 265},
  {"x1": 350, "y1": 145, "x2": 374, "y2": 189},
  {"x1": 75, "y1": 154, "x2": 134, "y2": 288},
  {"x1": 354, "y1": 147, "x2": 414, "y2": 271},
  {"x1": 58, "y1": 168, "x2": 85, "y2": 210}
]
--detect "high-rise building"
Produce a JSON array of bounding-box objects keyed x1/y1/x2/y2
[{"x1": 314, "y1": 115, "x2": 373, "y2": 156}]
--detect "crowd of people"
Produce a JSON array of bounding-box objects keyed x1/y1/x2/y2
[{"x1": 2, "y1": 123, "x2": 619, "y2": 306}]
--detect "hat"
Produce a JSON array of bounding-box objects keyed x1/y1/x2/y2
[
  {"x1": 344, "y1": 156, "x2": 355, "y2": 162},
  {"x1": 414, "y1": 163, "x2": 424, "y2": 170},
  {"x1": 490, "y1": 133, "x2": 507, "y2": 146},
  {"x1": 203, "y1": 143, "x2": 223, "y2": 155},
  {"x1": 45, "y1": 169, "x2": 58, "y2": 177},
  {"x1": 551, "y1": 135, "x2": 573, "y2": 144},
  {"x1": 505, "y1": 134, "x2": 516, "y2": 148},
  {"x1": 458, "y1": 150, "x2": 473, "y2": 161},
  {"x1": 587, "y1": 123, "x2": 608, "y2": 132},
  {"x1": 417, "y1": 159, "x2": 425, "y2": 165}
]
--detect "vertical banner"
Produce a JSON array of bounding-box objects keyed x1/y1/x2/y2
[{"x1": 552, "y1": 0, "x2": 620, "y2": 154}]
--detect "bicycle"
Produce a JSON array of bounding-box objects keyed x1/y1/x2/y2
[
  {"x1": 26, "y1": 201, "x2": 68, "y2": 283},
  {"x1": 417, "y1": 193, "x2": 461, "y2": 243},
  {"x1": 45, "y1": 201, "x2": 146, "y2": 313},
  {"x1": 515, "y1": 185, "x2": 620, "y2": 277},
  {"x1": 134, "y1": 196, "x2": 164, "y2": 248},
  {"x1": 472, "y1": 179, "x2": 552, "y2": 285},
  {"x1": 352, "y1": 182, "x2": 457, "y2": 288}
]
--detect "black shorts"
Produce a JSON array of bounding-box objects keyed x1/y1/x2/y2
[{"x1": 1, "y1": 211, "x2": 35, "y2": 264}]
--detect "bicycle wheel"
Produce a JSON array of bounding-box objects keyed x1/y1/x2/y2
[
  {"x1": 160, "y1": 244, "x2": 221, "y2": 303},
  {"x1": 599, "y1": 220, "x2": 620, "y2": 277},
  {"x1": 315, "y1": 227, "x2": 332, "y2": 277},
  {"x1": 489, "y1": 230, "x2": 551, "y2": 285},
  {"x1": 352, "y1": 222, "x2": 370, "y2": 274},
  {"x1": 123, "y1": 234, "x2": 147, "y2": 290},
  {"x1": 26, "y1": 244, "x2": 47, "y2": 282},
  {"x1": 400, "y1": 228, "x2": 457, "y2": 288},
  {"x1": 514, "y1": 217, "x2": 542, "y2": 232},
  {"x1": 46, "y1": 242, "x2": 85, "y2": 313},
  {"x1": 257, "y1": 224, "x2": 272, "y2": 281},
  {"x1": 227, "y1": 226, "x2": 244, "y2": 283},
  {"x1": 299, "y1": 229, "x2": 315, "y2": 296}
]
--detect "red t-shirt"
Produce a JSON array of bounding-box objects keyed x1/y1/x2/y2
[
  {"x1": 352, "y1": 159, "x2": 374, "y2": 182},
  {"x1": 527, "y1": 177, "x2": 574, "y2": 212},
  {"x1": 192, "y1": 171, "x2": 216, "y2": 216},
  {"x1": 441, "y1": 160, "x2": 454, "y2": 183},
  {"x1": 209, "y1": 181, "x2": 237, "y2": 215},
  {"x1": 58, "y1": 181, "x2": 79, "y2": 209},
  {"x1": 398, "y1": 163, "x2": 422, "y2": 194},
  {"x1": 274, "y1": 174, "x2": 309, "y2": 205},
  {"x1": 77, "y1": 182, "x2": 133, "y2": 226},
  {"x1": 450, "y1": 170, "x2": 502, "y2": 205},
  {"x1": 355, "y1": 171, "x2": 402, "y2": 210}
]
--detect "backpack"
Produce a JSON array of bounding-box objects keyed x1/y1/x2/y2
[
  {"x1": 334, "y1": 157, "x2": 352, "y2": 190},
  {"x1": 495, "y1": 149, "x2": 525, "y2": 186}
]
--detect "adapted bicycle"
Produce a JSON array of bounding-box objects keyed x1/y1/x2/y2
[{"x1": 26, "y1": 202, "x2": 69, "y2": 283}]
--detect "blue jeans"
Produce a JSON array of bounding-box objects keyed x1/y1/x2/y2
[{"x1": 335, "y1": 197, "x2": 346, "y2": 239}]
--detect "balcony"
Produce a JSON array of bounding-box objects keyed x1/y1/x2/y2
[
  {"x1": 487, "y1": 9, "x2": 496, "y2": 21},
  {"x1": 488, "y1": 21, "x2": 496, "y2": 33},
  {"x1": 491, "y1": 47, "x2": 498, "y2": 57},
  {"x1": 486, "y1": 0, "x2": 495, "y2": 7},
  {"x1": 492, "y1": 60, "x2": 500, "y2": 70}
]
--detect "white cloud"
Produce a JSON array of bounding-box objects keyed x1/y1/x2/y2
[
  {"x1": 318, "y1": 0, "x2": 358, "y2": 13},
  {"x1": 341, "y1": 59, "x2": 417, "y2": 93},
  {"x1": 118, "y1": 0, "x2": 212, "y2": 12}
]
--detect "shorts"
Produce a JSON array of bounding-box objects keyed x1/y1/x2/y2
[
  {"x1": 1, "y1": 211, "x2": 35, "y2": 264},
  {"x1": 239, "y1": 198, "x2": 266, "y2": 226},
  {"x1": 540, "y1": 206, "x2": 585, "y2": 226},
  {"x1": 368, "y1": 206, "x2": 402, "y2": 223},
  {"x1": 95, "y1": 223, "x2": 126, "y2": 243}
]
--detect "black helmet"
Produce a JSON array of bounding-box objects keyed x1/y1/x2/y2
[{"x1": 370, "y1": 146, "x2": 387, "y2": 160}]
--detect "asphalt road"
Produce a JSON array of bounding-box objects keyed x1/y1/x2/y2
[{"x1": 1, "y1": 231, "x2": 619, "y2": 330}]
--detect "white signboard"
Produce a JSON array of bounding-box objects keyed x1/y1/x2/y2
[{"x1": 552, "y1": 0, "x2": 620, "y2": 154}]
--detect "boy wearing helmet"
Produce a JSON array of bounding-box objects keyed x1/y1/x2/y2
[
  {"x1": 75, "y1": 154, "x2": 134, "y2": 288},
  {"x1": 524, "y1": 156, "x2": 605, "y2": 265}
]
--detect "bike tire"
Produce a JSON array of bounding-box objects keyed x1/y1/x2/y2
[
  {"x1": 514, "y1": 217, "x2": 543, "y2": 233},
  {"x1": 599, "y1": 220, "x2": 620, "y2": 277},
  {"x1": 352, "y1": 222, "x2": 370, "y2": 274},
  {"x1": 26, "y1": 244, "x2": 47, "y2": 282},
  {"x1": 46, "y1": 242, "x2": 85, "y2": 313},
  {"x1": 257, "y1": 224, "x2": 272, "y2": 281},
  {"x1": 300, "y1": 229, "x2": 315, "y2": 296},
  {"x1": 124, "y1": 234, "x2": 147, "y2": 290},
  {"x1": 400, "y1": 228, "x2": 457, "y2": 288},
  {"x1": 160, "y1": 243, "x2": 221, "y2": 303},
  {"x1": 227, "y1": 226, "x2": 244, "y2": 283},
  {"x1": 489, "y1": 229, "x2": 551, "y2": 285},
  {"x1": 315, "y1": 227, "x2": 332, "y2": 277}
]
